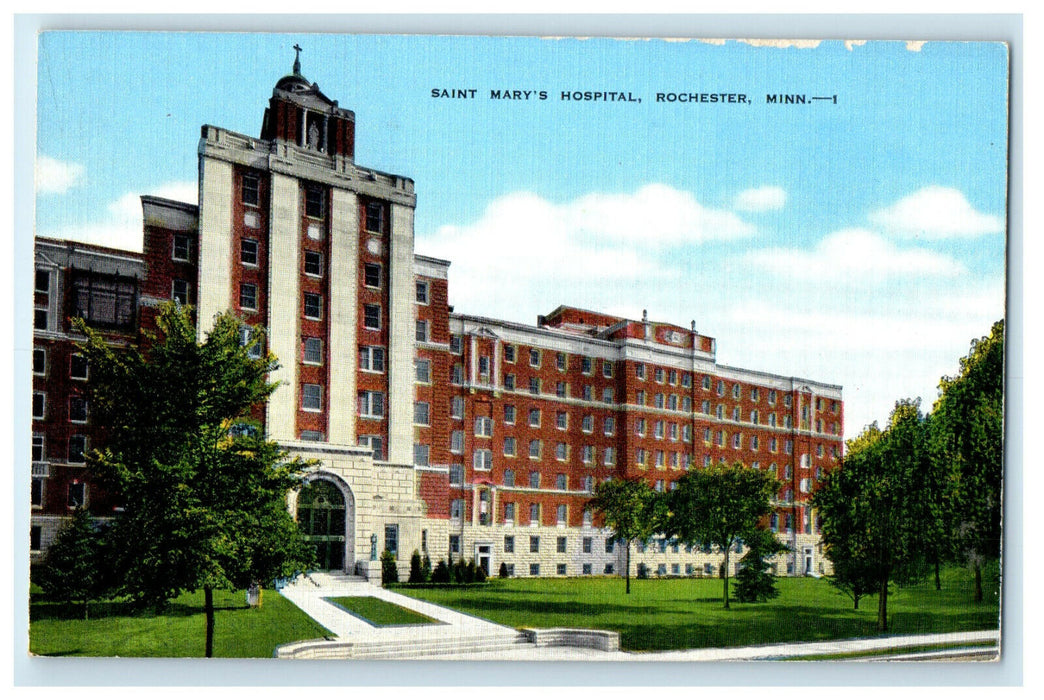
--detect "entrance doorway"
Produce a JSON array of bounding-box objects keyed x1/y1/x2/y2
[
  {"x1": 297, "y1": 480, "x2": 347, "y2": 571},
  {"x1": 803, "y1": 546, "x2": 814, "y2": 576},
  {"x1": 475, "y1": 543, "x2": 492, "y2": 576}
]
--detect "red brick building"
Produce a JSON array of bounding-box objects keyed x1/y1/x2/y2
[{"x1": 31, "y1": 56, "x2": 843, "y2": 580}]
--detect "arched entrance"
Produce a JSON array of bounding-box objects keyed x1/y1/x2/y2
[{"x1": 296, "y1": 479, "x2": 347, "y2": 571}]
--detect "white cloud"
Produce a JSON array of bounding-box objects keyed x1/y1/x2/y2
[
  {"x1": 38, "y1": 181, "x2": 197, "y2": 252},
  {"x1": 36, "y1": 155, "x2": 84, "y2": 194},
  {"x1": 734, "y1": 186, "x2": 786, "y2": 212},
  {"x1": 869, "y1": 185, "x2": 1004, "y2": 239},
  {"x1": 743, "y1": 228, "x2": 966, "y2": 281}
]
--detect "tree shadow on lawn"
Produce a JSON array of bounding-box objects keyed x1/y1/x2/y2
[
  {"x1": 30, "y1": 598, "x2": 247, "y2": 622},
  {"x1": 433, "y1": 594, "x2": 665, "y2": 619}
]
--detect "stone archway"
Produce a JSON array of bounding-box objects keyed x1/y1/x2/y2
[{"x1": 295, "y1": 476, "x2": 355, "y2": 572}]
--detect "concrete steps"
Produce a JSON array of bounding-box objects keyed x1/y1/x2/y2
[{"x1": 276, "y1": 630, "x2": 531, "y2": 659}]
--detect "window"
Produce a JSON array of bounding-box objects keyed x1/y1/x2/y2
[
  {"x1": 604, "y1": 447, "x2": 616, "y2": 466},
  {"x1": 302, "y1": 384, "x2": 322, "y2": 411},
  {"x1": 303, "y1": 250, "x2": 323, "y2": 277},
  {"x1": 603, "y1": 361, "x2": 614, "y2": 378},
  {"x1": 530, "y1": 535, "x2": 540, "y2": 552},
  {"x1": 657, "y1": 394, "x2": 667, "y2": 410},
  {"x1": 33, "y1": 348, "x2": 46, "y2": 375},
  {"x1": 415, "y1": 320, "x2": 429, "y2": 343},
  {"x1": 475, "y1": 416, "x2": 493, "y2": 436},
  {"x1": 32, "y1": 392, "x2": 45, "y2": 420},
  {"x1": 503, "y1": 437, "x2": 517, "y2": 456},
  {"x1": 529, "y1": 377, "x2": 540, "y2": 395},
  {"x1": 528, "y1": 471, "x2": 540, "y2": 488},
  {"x1": 504, "y1": 344, "x2": 516, "y2": 363},
  {"x1": 582, "y1": 415, "x2": 594, "y2": 433},
  {"x1": 528, "y1": 408, "x2": 541, "y2": 428},
  {"x1": 529, "y1": 439, "x2": 542, "y2": 460},
  {"x1": 172, "y1": 234, "x2": 191, "y2": 262},
  {"x1": 410, "y1": 359, "x2": 430, "y2": 384},
  {"x1": 305, "y1": 184, "x2": 325, "y2": 218},
  {"x1": 581, "y1": 357, "x2": 593, "y2": 374},
  {"x1": 556, "y1": 381, "x2": 567, "y2": 398},
  {"x1": 635, "y1": 390, "x2": 646, "y2": 406},
  {"x1": 450, "y1": 335, "x2": 463, "y2": 354},
  {"x1": 668, "y1": 395, "x2": 678, "y2": 411},
  {"x1": 414, "y1": 402, "x2": 431, "y2": 425},
  {"x1": 582, "y1": 445, "x2": 594, "y2": 464},
  {"x1": 504, "y1": 502, "x2": 516, "y2": 523},
  {"x1": 67, "y1": 482, "x2": 86, "y2": 508},
  {"x1": 556, "y1": 536, "x2": 567, "y2": 553},
  {"x1": 383, "y1": 524, "x2": 399, "y2": 557},
  {"x1": 359, "y1": 435, "x2": 383, "y2": 459},
  {"x1": 450, "y1": 432, "x2": 464, "y2": 458},
  {"x1": 635, "y1": 448, "x2": 647, "y2": 467},
  {"x1": 530, "y1": 563, "x2": 540, "y2": 576},
  {"x1": 413, "y1": 444, "x2": 430, "y2": 467},
  {"x1": 449, "y1": 535, "x2": 461, "y2": 554},
  {"x1": 301, "y1": 337, "x2": 323, "y2": 365},
  {"x1": 556, "y1": 473, "x2": 568, "y2": 490},
  {"x1": 416, "y1": 281, "x2": 429, "y2": 304},
  {"x1": 35, "y1": 269, "x2": 50, "y2": 293},
  {"x1": 636, "y1": 418, "x2": 646, "y2": 436},
  {"x1": 363, "y1": 263, "x2": 381, "y2": 288},
  {"x1": 241, "y1": 238, "x2": 259, "y2": 266},
  {"x1": 172, "y1": 279, "x2": 190, "y2": 305},
  {"x1": 358, "y1": 391, "x2": 385, "y2": 418},
  {"x1": 504, "y1": 535, "x2": 515, "y2": 553},
  {"x1": 474, "y1": 449, "x2": 493, "y2": 470},
  {"x1": 68, "y1": 435, "x2": 87, "y2": 464},
  {"x1": 603, "y1": 416, "x2": 615, "y2": 435},
  {"x1": 34, "y1": 308, "x2": 48, "y2": 331},
  {"x1": 363, "y1": 304, "x2": 381, "y2": 329},
  {"x1": 359, "y1": 346, "x2": 385, "y2": 372},
  {"x1": 449, "y1": 363, "x2": 463, "y2": 385},
  {"x1": 654, "y1": 420, "x2": 664, "y2": 439},
  {"x1": 69, "y1": 396, "x2": 88, "y2": 423},
  {"x1": 529, "y1": 349, "x2": 540, "y2": 367},
  {"x1": 503, "y1": 404, "x2": 516, "y2": 424},
  {"x1": 70, "y1": 354, "x2": 88, "y2": 380},
  {"x1": 682, "y1": 373, "x2": 692, "y2": 388},
  {"x1": 582, "y1": 385, "x2": 593, "y2": 401},
  {"x1": 655, "y1": 367, "x2": 665, "y2": 383},
  {"x1": 365, "y1": 201, "x2": 385, "y2": 233},
  {"x1": 555, "y1": 352, "x2": 567, "y2": 371},
  {"x1": 504, "y1": 374, "x2": 515, "y2": 390},
  {"x1": 32, "y1": 434, "x2": 45, "y2": 462},
  {"x1": 602, "y1": 387, "x2": 614, "y2": 403},
  {"x1": 303, "y1": 293, "x2": 322, "y2": 320},
  {"x1": 503, "y1": 469, "x2": 515, "y2": 487}
]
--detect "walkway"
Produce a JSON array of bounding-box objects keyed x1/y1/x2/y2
[{"x1": 277, "y1": 574, "x2": 999, "y2": 661}]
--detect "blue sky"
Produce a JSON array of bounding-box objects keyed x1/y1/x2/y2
[{"x1": 34, "y1": 32, "x2": 1009, "y2": 439}]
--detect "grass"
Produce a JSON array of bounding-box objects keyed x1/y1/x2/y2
[
  {"x1": 325, "y1": 596, "x2": 439, "y2": 627},
  {"x1": 398, "y1": 564, "x2": 1000, "y2": 652},
  {"x1": 29, "y1": 587, "x2": 332, "y2": 657}
]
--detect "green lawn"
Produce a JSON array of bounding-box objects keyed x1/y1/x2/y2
[
  {"x1": 29, "y1": 588, "x2": 331, "y2": 657},
  {"x1": 325, "y1": 596, "x2": 438, "y2": 626},
  {"x1": 397, "y1": 564, "x2": 1000, "y2": 652}
]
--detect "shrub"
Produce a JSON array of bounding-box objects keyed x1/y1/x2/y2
[
  {"x1": 498, "y1": 562, "x2": 509, "y2": 578},
  {"x1": 380, "y1": 549, "x2": 398, "y2": 586},
  {"x1": 475, "y1": 561, "x2": 487, "y2": 583},
  {"x1": 408, "y1": 550, "x2": 426, "y2": 583},
  {"x1": 431, "y1": 559, "x2": 451, "y2": 584},
  {"x1": 637, "y1": 563, "x2": 649, "y2": 579},
  {"x1": 37, "y1": 508, "x2": 108, "y2": 618},
  {"x1": 421, "y1": 554, "x2": 433, "y2": 582}
]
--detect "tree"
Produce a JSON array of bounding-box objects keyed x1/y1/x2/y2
[
  {"x1": 732, "y1": 527, "x2": 789, "y2": 603},
  {"x1": 666, "y1": 461, "x2": 779, "y2": 609},
  {"x1": 587, "y1": 478, "x2": 666, "y2": 594},
  {"x1": 37, "y1": 508, "x2": 107, "y2": 619},
  {"x1": 814, "y1": 402, "x2": 932, "y2": 632},
  {"x1": 78, "y1": 303, "x2": 315, "y2": 657},
  {"x1": 408, "y1": 550, "x2": 426, "y2": 583},
  {"x1": 930, "y1": 320, "x2": 1004, "y2": 602},
  {"x1": 381, "y1": 550, "x2": 399, "y2": 586}
]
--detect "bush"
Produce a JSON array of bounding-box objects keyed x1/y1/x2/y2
[
  {"x1": 421, "y1": 554, "x2": 433, "y2": 582},
  {"x1": 475, "y1": 561, "x2": 487, "y2": 583},
  {"x1": 408, "y1": 550, "x2": 426, "y2": 584},
  {"x1": 637, "y1": 563, "x2": 649, "y2": 579},
  {"x1": 431, "y1": 559, "x2": 451, "y2": 584},
  {"x1": 380, "y1": 550, "x2": 398, "y2": 586},
  {"x1": 498, "y1": 562, "x2": 509, "y2": 578},
  {"x1": 37, "y1": 508, "x2": 109, "y2": 618}
]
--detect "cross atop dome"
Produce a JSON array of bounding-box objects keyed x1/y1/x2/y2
[{"x1": 293, "y1": 43, "x2": 302, "y2": 75}]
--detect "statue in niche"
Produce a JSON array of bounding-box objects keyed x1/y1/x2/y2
[{"x1": 308, "y1": 120, "x2": 320, "y2": 150}]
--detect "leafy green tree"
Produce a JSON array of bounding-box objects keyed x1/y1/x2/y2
[
  {"x1": 930, "y1": 320, "x2": 1004, "y2": 602},
  {"x1": 77, "y1": 303, "x2": 315, "y2": 657},
  {"x1": 666, "y1": 461, "x2": 779, "y2": 609},
  {"x1": 587, "y1": 477, "x2": 666, "y2": 593},
  {"x1": 37, "y1": 508, "x2": 107, "y2": 619},
  {"x1": 815, "y1": 402, "x2": 932, "y2": 631},
  {"x1": 732, "y1": 527, "x2": 789, "y2": 603}
]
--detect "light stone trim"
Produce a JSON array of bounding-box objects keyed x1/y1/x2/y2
[
  {"x1": 327, "y1": 188, "x2": 359, "y2": 445},
  {"x1": 196, "y1": 156, "x2": 234, "y2": 336},
  {"x1": 386, "y1": 202, "x2": 416, "y2": 465},
  {"x1": 266, "y1": 172, "x2": 301, "y2": 442}
]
